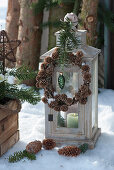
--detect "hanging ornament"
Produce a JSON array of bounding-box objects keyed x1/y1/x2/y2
[{"x1": 58, "y1": 72, "x2": 65, "y2": 89}]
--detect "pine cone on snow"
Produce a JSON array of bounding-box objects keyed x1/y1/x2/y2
[
  {"x1": 58, "y1": 146, "x2": 81, "y2": 157},
  {"x1": 26, "y1": 140, "x2": 42, "y2": 154},
  {"x1": 43, "y1": 139, "x2": 56, "y2": 150}
]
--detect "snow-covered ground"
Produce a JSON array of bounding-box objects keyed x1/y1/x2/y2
[{"x1": 0, "y1": 89, "x2": 114, "y2": 170}]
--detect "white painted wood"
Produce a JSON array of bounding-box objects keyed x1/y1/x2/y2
[{"x1": 43, "y1": 30, "x2": 101, "y2": 149}]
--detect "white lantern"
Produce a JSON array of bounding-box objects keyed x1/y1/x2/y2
[{"x1": 40, "y1": 29, "x2": 101, "y2": 149}]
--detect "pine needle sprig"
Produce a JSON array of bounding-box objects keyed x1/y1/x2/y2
[
  {"x1": 9, "y1": 65, "x2": 37, "y2": 82},
  {"x1": 5, "y1": 83, "x2": 41, "y2": 105},
  {"x1": 8, "y1": 150, "x2": 36, "y2": 163},
  {"x1": 57, "y1": 19, "x2": 80, "y2": 66}
]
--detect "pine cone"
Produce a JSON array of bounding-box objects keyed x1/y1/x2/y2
[
  {"x1": 26, "y1": 140, "x2": 42, "y2": 154},
  {"x1": 40, "y1": 62, "x2": 49, "y2": 70},
  {"x1": 75, "y1": 92, "x2": 81, "y2": 101},
  {"x1": 75, "y1": 57, "x2": 82, "y2": 67},
  {"x1": 48, "y1": 101, "x2": 57, "y2": 109},
  {"x1": 58, "y1": 146, "x2": 81, "y2": 157},
  {"x1": 54, "y1": 106, "x2": 60, "y2": 112},
  {"x1": 83, "y1": 73, "x2": 91, "y2": 83},
  {"x1": 54, "y1": 94, "x2": 61, "y2": 101},
  {"x1": 81, "y1": 65, "x2": 90, "y2": 72},
  {"x1": 39, "y1": 79, "x2": 47, "y2": 88},
  {"x1": 69, "y1": 53, "x2": 76, "y2": 64},
  {"x1": 60, "y1": 105, "x2": 68, "y2": 112},
  {"x1": 36, "y1": 82, "x2": 39, "y2": 88},
  {"x1": 38, "y1": 70, "x2": 46, "y2": 77},
  {"x1": 44, "y1": 56, "x2": 53, "y2": 64},
  {"x1": 52, "y1": 48, "x2": 59, "y2": 60},
  {"x1": 42, "y1": 97, "x2": 48, "y2": 104},
  {"x1": 44, "y1": 91, "x2": 50, "y2": 98},
  {"x1": 79, "y1": 98, "x2": 87, "y2": 104},
  {"x1": 36, "y1": 75, "x2": 41, "y2": 81},
  {"x1": 76, "y1": 51, "x2": 83, "y2": 58},
  {"x1": 66, "y1": 98, "x2": 73, "y2": 106},
  {"x1": 43, "y1": 139, "x2": 56, "y2": 150},
  {"x1": 60, "y1": 94, "x2": 67, "y2": 102},
  {"x1": 46, "y1": 67, "x2": 53, "y2": 75}
]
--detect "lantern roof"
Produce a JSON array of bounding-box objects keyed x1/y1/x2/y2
[{"x1": 40, "y1": 30, "x2": 101, "y2": 60}]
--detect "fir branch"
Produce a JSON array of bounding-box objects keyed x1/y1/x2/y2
[
  {"x1": 57, "y1": 20, "x2": 80, "y2": 66},
  {"x1": 9, "y1": 65, "x2": 37, "y2": 81},
  {"x1": 5, "y1": 83, "x2": 41, "y2": 105},
  {"x1": 9, "y1": 150, "x2": 36, "y2": 163}
]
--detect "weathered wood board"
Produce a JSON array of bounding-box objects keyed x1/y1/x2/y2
[
  {"x1": 0, "y1": 130, "x2": 19, "y2": 156},
  {"x1": 0, "y1": 99, "x2": 21, "y2": 156}
]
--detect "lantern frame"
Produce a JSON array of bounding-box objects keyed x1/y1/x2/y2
[{"x1": 40, "y1": 30, "x2": 101, "y2": 149}]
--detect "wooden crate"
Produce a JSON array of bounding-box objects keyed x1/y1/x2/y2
[{"x1": 0, "y1": 99, "x2": 21, "y2": 156}]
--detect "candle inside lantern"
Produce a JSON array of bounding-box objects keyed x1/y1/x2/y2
[{"x1": 67, "y1": 113, "x2": 78, "y2": 128}]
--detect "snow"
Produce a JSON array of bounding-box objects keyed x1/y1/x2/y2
[{"x1": 0, "y1": 89, "x2": 114, "y2": 170}]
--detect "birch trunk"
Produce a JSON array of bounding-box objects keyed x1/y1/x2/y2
[
  {"x1": 16, "y1": 0, "x2": 43, "y2": 86},
  {"x1": 5, "y1": 0, "x2": 20, "y2": 68}
]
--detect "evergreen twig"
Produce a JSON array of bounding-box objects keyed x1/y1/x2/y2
[
  {"x1": 8, "y1": 150, "x2": 36, "y2": 163},
  {"x1": 5, "y1": 83, "x2": 41, "y2": 105}
]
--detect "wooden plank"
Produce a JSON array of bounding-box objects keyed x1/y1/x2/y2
[
  {"x1": 0, "y1": 114, "x2": 18, "y2": 135},
  {"x1": 0, "y1": 130, "x2": 19, "y2": 156},
  {"x1": 0, "y1": 122, "x2": 18, "y2": 145},
  {"x1": 0, "y1": 111, "x2": 9, "y2": 122}
]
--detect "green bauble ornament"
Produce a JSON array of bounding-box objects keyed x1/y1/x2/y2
[
  {"x1": 58, "y1": 72, "x2": 65, "y2": 89},
  {"x1": 79, "y1": 143, "x2": 88, "y2": 153}
]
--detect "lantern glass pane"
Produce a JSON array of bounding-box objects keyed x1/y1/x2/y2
[
  {"x1": 56, "y1": 71, "x2": 79, "y2": 97},
  {"x1": 57, "y1": 104, "x2": 79, "y2": 128}
]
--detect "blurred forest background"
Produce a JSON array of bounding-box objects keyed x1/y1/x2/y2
[{"x1": 3, "y1": 0, "x2": 114, "y2": 89}]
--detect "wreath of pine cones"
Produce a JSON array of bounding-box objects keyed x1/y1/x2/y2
[{"x1": 36, "y1": 48, "x2": 91, "y2": 112}]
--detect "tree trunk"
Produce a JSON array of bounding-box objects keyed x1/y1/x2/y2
[
  {"x1": 48, "y1": 3, "x2": 74, "y2": 50},
  {"x1": 5, "y1": 0, "x2": 20, "y2": 68},
  {"x1": 16, "y1": 0, "x2": 43, "y2": 86},
  {"x1": 80, "y1": 0, "x2": 99, "y2": 46}
]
